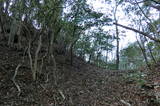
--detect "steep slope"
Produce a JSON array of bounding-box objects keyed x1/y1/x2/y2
[{"x1": 0, "y1": 41, "x2": 159, "y2": 106}]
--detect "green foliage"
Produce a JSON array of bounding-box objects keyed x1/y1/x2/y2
[
  {"x1": 120, "y1": 42, "x2": 145, "y2": 69},
  {"x1": 74, "y1": 27, "x2": 115, "y2": 66},
  {"x1": 148, "y1": 19, "x2": 160, "y2": 34},
  {"x1": 107, "y1": 62, "x2": 117, "y2": 70},
  {"x1": 2, "y1": 0, "x2": 159, "y2": 70}
]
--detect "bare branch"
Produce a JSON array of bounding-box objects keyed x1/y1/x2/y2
[
  {"x1": 120, "y1": 100, "x2": 131, "y2": 106},
  {"x1": 126, "y1": 0, "x2": 160, "y2": 10},
  {"x1": 134, "y1": 0, "x2": 159, "y2": 36},
  {"x1": 114, "y1": 23, "x2": 160, "y2": 43},
  {"x1": 125, "y1": 0, "x2": 146, "y2": 4},
  {"x1": 58, "y1": 89, "x2": 65, "y2": 100},
  {"x1": 150, "y1": 5, "x2": 160, "y2": 10}
]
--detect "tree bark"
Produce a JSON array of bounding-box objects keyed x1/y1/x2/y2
[
  {"x1": 115, "y1": 22, "x2": 119, "y2": 70},
  {"x1": 114, "y1": 2, "x2": 119, "y2": 70}
]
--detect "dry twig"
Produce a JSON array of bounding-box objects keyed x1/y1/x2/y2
[
  {"x1": 120, "y1": 100, "x2": 131, "y2": 106},
  {"x1": 12, "y1": 64, "x2": 22, "y2": 96},
  {"x1": 58, "y1": 89, "x2": 65, "y2": 100}
]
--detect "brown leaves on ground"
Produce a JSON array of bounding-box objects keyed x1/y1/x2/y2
[{"x1": 0, "y1": 42, "x2": 159, "y2": 106}]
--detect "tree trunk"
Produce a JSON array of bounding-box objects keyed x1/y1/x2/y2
[
  {"x1": 88, "y1": 54, "x2": 92, "y2": 63},
  {"x1": 136, "y1": 37, "x2": 151, "y2": 69},
  {"x1": 0, "y1": 4, "x2": 6, "y2": 38},
  {"x1": 115, "y1": 22, "x2": 119, "y2": 70},
  {"x1": 114, "y1": 3, "x2": 119, "y2": 70},
  {"x1": 147, "y1": 43, "x2": 157, "y2": 64},
  {"x1": 143, "y1": 37, "x2": 157, "y2": 64},
  {"x1": 49, "y1": 30, "x2": 54, "y2": 57},
  {"x1": 106, "y1": 39, "x2": 108, "y2": 64},
  {"x1": 70, "y1": 45, "x2": 73, "y2": 66},
  {"x1": 70, "y1": 38, "x2": 79, "y2": 65}
]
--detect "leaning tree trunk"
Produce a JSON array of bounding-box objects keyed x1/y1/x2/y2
[
  {"x1": 148, "y1": 45, "x2": 157, "y2": 64},
  {"x1": 114, "y1": 3, "x2": 120, "y2": 70},
  {"x1": 136, "y1": 37, "x2": 151, "y2": 69},
  {"x1": 144, "y1": 37, "x2": 157, "y2": 64}
]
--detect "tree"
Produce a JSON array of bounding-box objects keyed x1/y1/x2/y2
[
  {"x1": 74, "y1": 27, "x2": 114, "y2": 67},
  {"x1": 113, "y1": 0, "x2": 120, "y2": 70},
  {"x1": 114, "y1": 0, "x2": 160, "y2": 43},
  {"x1": 120, "y1": 42, "x2": 145, "y2": 69},
  {"x1": 63, "y1": 0, "x2": 111, "y2": 65}
]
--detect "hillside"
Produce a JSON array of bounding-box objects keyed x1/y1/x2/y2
[
  {"x1": 0, "y1": 41, "x2": 160, "y2": 106},
  {"x1": 0, "y1": 0, "x2": 160, "y2": 106}
]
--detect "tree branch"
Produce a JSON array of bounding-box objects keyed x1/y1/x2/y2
[
  {"x1": 150, "y1": 5, "x2": 160, "y2": 10},
  {"x1": 151, "y1": 0, "x2": 160, "y2": 4},
  {"x1": 113, "y1": 23, "x2": 160, "y2": 43}
]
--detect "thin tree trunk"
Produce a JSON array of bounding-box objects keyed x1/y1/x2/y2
[
  {"x1": 69, "y1": 1, "x2": 80, "y2": 66},
  {"x1": 48, "y1": 28, "x2": 57, "y2": 85},
  {"x1": 147, "y1": 43, "x2": 157, "y2": 64},
  {"x1": 49, "y1": 30, "x2": 54, "y2": 57},
  {"x1": 115, "y1": 22, "x2": 119, "y2": 70},
  {"x1": 88, "y1": 54, "x2": 92, "y2": 63},
  {"x1": 106, "y1": 51, "x2": 108, "y2": 64},
  {"x1": 136, "y1": 37, "x2": 151, "y2": 69},
  {"x1": 70, "y1": 38, "x2": 79, "y2": 65},
  {"x1": 0, "y1": 4, "x2": 6, "y2": 38},
  {"x1": 106, "y1": 39, "x2": 108, "y2": 64},
  {"x1": 114, "y1": 3, "x2": 119, "y2": 70},
  {"x1": 97, "y1": 52, "x2": 99, "y2": 67},
  {"x1": 143, "y1": 36, "x2": 157, "y2": 64},
  {"x1": 70, "y1": 45, "x2": 73, "y2": 65}
]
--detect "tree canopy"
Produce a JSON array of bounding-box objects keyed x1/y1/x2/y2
[{"x1": 0, "y1": 0, "x2": 159, "y2": 73}]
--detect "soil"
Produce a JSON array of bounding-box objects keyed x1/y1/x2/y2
[{"x1": 0, "y1": 41, "x2": 159, "y2": 106}]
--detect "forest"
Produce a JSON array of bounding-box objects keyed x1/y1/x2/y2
[{"x1": 0, "y1": 0, "x2": 160, "y2": 105}]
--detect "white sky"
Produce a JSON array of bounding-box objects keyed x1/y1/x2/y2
[
  {"x1": 86, "y1": 0, "x2": 159, "y2": 60},
  {"x1": 87, "y1": 0, "x2": 137, "y2": 50},
  {"x1": 87, "y1": 0, "x2": 160, "y2": 48}
]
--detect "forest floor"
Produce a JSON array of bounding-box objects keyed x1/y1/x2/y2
[{"x1": 0, "y1": 41, "x2": 160, "y2": 106}]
